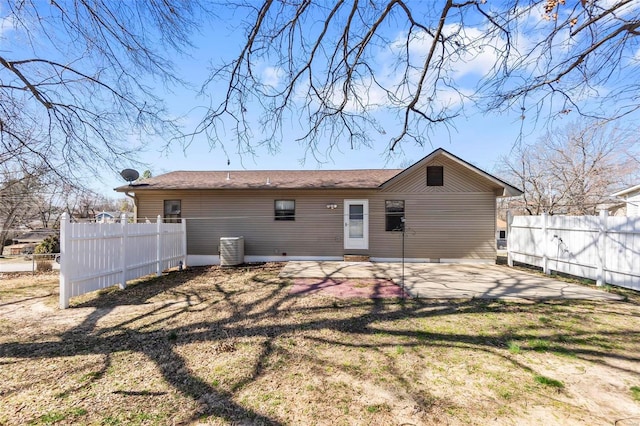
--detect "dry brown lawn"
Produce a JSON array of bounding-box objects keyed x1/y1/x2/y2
[{"x1": 1, "y1": 264, "x2": 640, "y2": 425}]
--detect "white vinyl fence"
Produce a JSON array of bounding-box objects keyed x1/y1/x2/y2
[
  {"x1": 59, "y1": 213, "x2": 187, "y2": 309},
  {"x1": 507, "y1": 211, "x2": 640, "y2": 291}
]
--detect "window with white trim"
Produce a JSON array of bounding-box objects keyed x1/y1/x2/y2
[
  {"x1": 163, "y1": 200, "x2": 181, "y2": 223},
  {"x1": 275, "y1": 200, "x2": 295, "y2": 221},
  {"x1": 385, "y1": 200, "x2": 405, "y2": 231}
]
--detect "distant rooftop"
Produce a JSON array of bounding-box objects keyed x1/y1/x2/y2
[
  {"x1": 14, "y1": 229, "x2": 57, "y2": 243},
  {"x1": 612, "y1": 184, "x2": 640, "y2": 198}
]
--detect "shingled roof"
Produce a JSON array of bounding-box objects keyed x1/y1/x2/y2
[{"x1": 115, "y1": 169, "x2": 403, "y2": 191}]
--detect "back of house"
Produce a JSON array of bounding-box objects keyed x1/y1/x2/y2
[{"x1": 115, "y1": 148, "x2": 522, "y2": 266}]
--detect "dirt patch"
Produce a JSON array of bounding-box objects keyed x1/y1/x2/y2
[
  {"x1": 1, "y1": 264, "x2": 640, "y2": 425},
  {"x1": 290, "y1": 278, "x2": 407, "y2": 298}
]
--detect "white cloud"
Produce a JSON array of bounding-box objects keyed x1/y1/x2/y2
[
  {"x1": 262, "y1": 66, "x2": 284, "y2": 89},
  {"x1": 385, "y1": 24, "x2": 518, "y2": 84},
  {"x1": 310, "y1": 76, "x2": 390, "y2": 114},
  {"x1": 0, "y1": 12, "x2": 17, "y2": 37},
  {"x1": 342, "y1": 78, "x2": 389, "y2": 113},
  {"x1": 296, "y1": 1, "x2": 632, "y2": 117},
  {"x1": 597, "y1": 0, "x2": 640, "y2": 16}
]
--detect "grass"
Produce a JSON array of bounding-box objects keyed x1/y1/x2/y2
[
  {"x1": 1, "y1": 264, "x2": 639, "y2": 425},
  {"x1": 29, "y1": 412, "x2": 66, "y2": 425},
  {"x1": 534, "y1": 375, "x2": 565, "y2": 389},
  {"x1": 507, "y1": 341, "x2": 521, "y2": 354}
]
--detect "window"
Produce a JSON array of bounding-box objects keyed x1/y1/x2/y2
[
  {"x1": 275, "y1": 200, "x2": 295, "y2": 221},
  {"x1": 499, "y1": 230, "x2": 506, "y2": 239},
  {"x1": 164, "y1": 200, "x2": 181, "y2": 223},
  {"x1": 385, "y1": 200, "x2": 405, "y2": 231},
  {"x1": 427, "y1": 166, "x2": 444, "y2": 186}
]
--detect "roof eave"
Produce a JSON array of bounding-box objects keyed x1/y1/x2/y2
[
  {"x1": 115, "y1": 185, "x2": 384, "y2": 191},
  {"x1": 612, "y1": 184, "x2": 640, "y2": 197},
  {"x1": 500, "y1": 186, "x2": 524, "y2": 197}
]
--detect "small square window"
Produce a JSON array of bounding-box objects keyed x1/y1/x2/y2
[
  {"x1": 385, "y1": 200, "x2": 405, "y2": 231},
  {"x1": 275, "y1": 200, "x2": 295, "y2": 221},
  {"x1": 164, "y1": 200, "x2": 181, "y2": 223},
  {"x1": 427, "y1": 166, "x2": 444, "y2": 186}
]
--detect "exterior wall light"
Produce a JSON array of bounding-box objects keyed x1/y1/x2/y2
[{"x1": 326, "y1": 203, "x2": 338, "y2": 209}]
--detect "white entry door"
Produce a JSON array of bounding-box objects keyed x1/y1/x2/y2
[{"x1": 344, "y1": 199, "x2": 369, "y2": 250}]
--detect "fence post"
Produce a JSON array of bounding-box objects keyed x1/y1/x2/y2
[
  {"x1": 506, "y1": 211, "x2": 513, "y2": 267},
  {"x1": 181, "y1": 218, "x2": 187, "y2": 268},
  {"x1": 59, "y1": 213, "x2": 71, "y2": 309},
  {"x1": 120, "y1": 213, "x2": 128, "y2": 289},
  {"x1": 156, "y1": 215, "x2": 162, "y2": 276},
  {"x1": 542, "y1": 213, "x2": 550, "y2": 275},
  {"x1": 596, "y1": 210, "x2": 608, "y2": 286}
]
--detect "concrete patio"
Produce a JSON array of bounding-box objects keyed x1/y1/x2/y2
[{"x1": 279, "y1": 261, "x2": 624, "y2": 301}]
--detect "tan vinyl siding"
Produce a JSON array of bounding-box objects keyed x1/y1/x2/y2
[
  {"x1": 373, "y1": 155, "x2": 498, "y2": 258},
  {"x1": 382, "y1": 155, "x2": 500, "y2": 194},
  {"x1": 368, "y1": 192, "x2": 496, "y2": 259},
  {"x1": 135, "y1": 185, "x2": 497, "y2": 259},
  {"x1": 137, "y1": 189, "x2": 371, "y2": 257},
  {"x1": 126, "y1": 149, "x2": 517, "y2": 261}
]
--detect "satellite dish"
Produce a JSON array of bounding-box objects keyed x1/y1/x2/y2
[{"x1": 120, "y1": 169, "x2": 140, "y2": 184}]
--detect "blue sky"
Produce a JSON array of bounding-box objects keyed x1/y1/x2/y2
[
  {"x1": 101, "y1": 4, "x2": 546, "y2": 194},
  {"x1": 2, "y1": 2, "x2": 637, "y2": 197}
]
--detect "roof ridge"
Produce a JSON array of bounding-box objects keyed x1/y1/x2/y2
[{"x1": 166, "y1": 168, "x2": 404, "y2": 173}]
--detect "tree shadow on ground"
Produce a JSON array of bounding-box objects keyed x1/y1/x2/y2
[{"x1": 1, "y1": 263, "x2": 639, "y2": 424}]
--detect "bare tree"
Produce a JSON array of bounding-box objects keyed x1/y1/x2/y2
[
  {"x1": 500, "y1": 120, "x2": 639, "y2": 215},
  {"x1": 0, "y1": 167, "x2": 134, "y2": 254},
  {"x1": 197, "y1": 1, "x2": 640, "y2": 158},
  {"x1": 0, "y1": 166, "x2": 45, "y2": 253},
  {"x1": 4, "y1": 1, "x2": 638, "y2": 173},
  {"x1": 60, "y1": 187, "x2": 131, "y2": 220},
  {"x1": 0, "y1": 1, "x2": 206, "y2": 182}
]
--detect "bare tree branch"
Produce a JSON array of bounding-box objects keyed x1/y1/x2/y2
[
  {"x1": 197, "y1": 1, "x2": 640, "y2": 160},
  {"x1": 1, "y1": 0, "x2": 207, "y2": 183}
]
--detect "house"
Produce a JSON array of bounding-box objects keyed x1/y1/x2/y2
[
  {"x1": 95, "y1": 211, "x2": 134, "y2": 223},
  {"x1": 10, "y1": 229, "x2": 58, "y2": 255},
  {"x1": 13, "y1": 229, "x2": 57, "y2": 245},
  {"x1": 496, "y1": 218, "x2": 507, "y2": 249},
  {"x1": 612, "y1": 184, "x2": 640, "y2": 216},
  {"x1": 95, "y1": 211, "x2": 117, "y2": 223},
  {"x1": 115, "y1": 148, "x2": 523, "y2": 266}
]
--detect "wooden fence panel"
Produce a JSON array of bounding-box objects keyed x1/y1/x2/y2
[
  {"x1": 508, "y1": 212, "x2": 640, "y2": 291},
  {"x1": 59, "y1": 214, "x2": 187, "y2": 308}
]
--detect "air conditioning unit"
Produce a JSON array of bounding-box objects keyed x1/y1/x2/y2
[{"x1": 220, "y1": 236, "x2": 244, "y2": 266}]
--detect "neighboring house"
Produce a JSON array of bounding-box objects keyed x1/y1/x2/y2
[
  {"x1": 95, "y1": 211, "x2": 117, "y2": 223},
  {"x1": 115, "y1": 148, "x2": 523, "y2": 266},
  {"x1": 612, "y1": 184, "x2": 640, "y2": 217},
  {"x1": 13, "y1": 229, "x2": 57, "y2": 245},
  {"x1": 496, "y1": 218, "x2": 507, "y2": 249},
  {"x1": 5, "y1": 244, "x2": 30, "y2": 256},
  {"x1": 11, "y1": 229, "x2": 58, "y2": 254},
  {"x1": 595, "y1": 201, "x2": 627, "y2": 217},
  {"x1": 95, "y1": 211, "x2": 135, "y2": 223}
]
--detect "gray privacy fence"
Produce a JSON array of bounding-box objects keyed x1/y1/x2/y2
[
  {"x1": 507, "y1": 212, "x2": 640, "y2": 291},
  {"x1": 59, "y1": 213, "x2": 187, "y2": 309}
]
